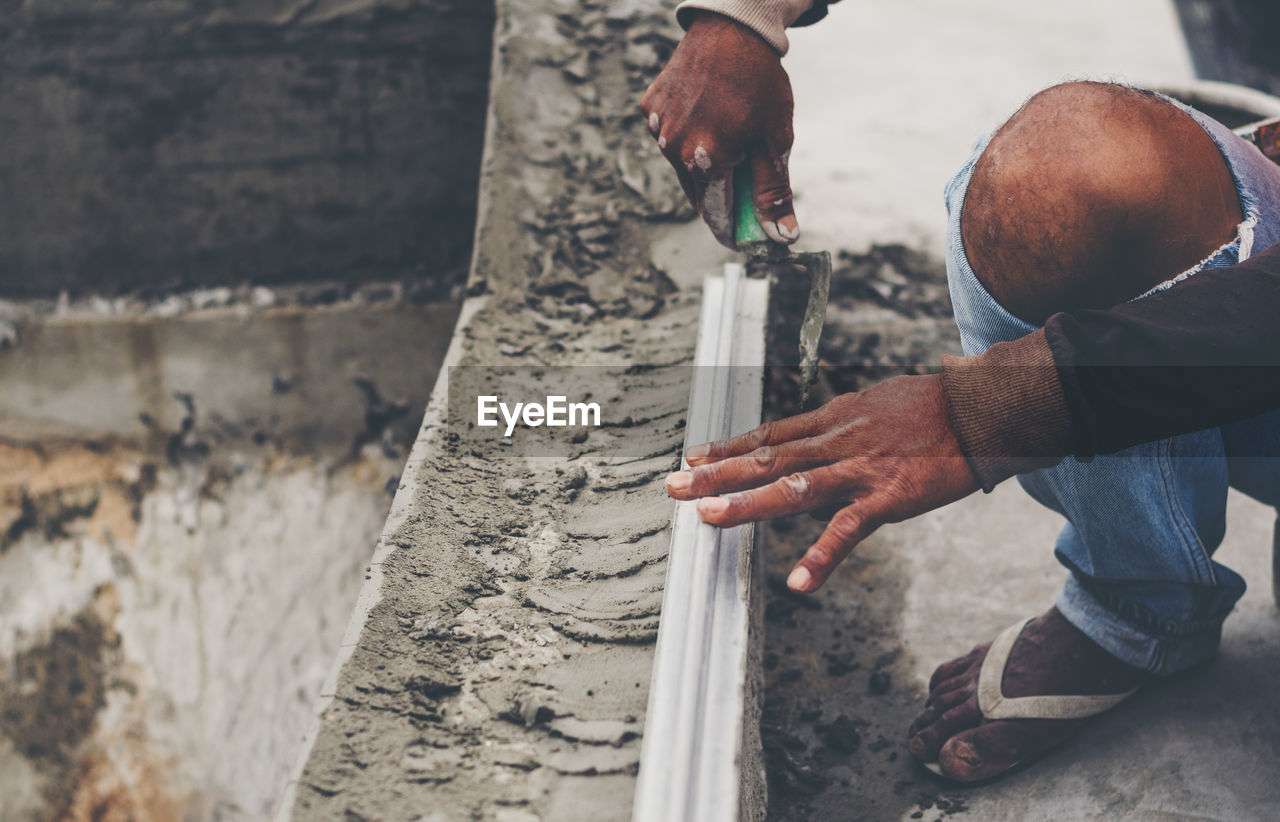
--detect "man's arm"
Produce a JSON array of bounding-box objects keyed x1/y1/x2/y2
[
  {"x1": 945, "y1": 239, "x2": 1280, "y2": 488},
  {"x1": 669, "y1": 241, "x2": 1280, "y2": 592}
]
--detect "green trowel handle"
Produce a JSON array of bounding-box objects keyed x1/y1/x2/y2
[{"x1": 733, "y1": 164, "x2": 769, "y2": 248}]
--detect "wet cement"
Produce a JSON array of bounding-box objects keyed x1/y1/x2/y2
[{"x1": 289, "y1": 1, "x2": 709, "y2": 818}]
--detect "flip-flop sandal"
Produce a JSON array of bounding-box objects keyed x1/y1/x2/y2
[{"x1": 921, "y1": 617, "x2": 1143, "y2": 781}]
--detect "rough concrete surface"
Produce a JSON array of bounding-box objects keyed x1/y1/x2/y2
[
  {"x1": 0, "y1": 297, "x2": 458, "y2": 448},
  {"x1": 0, "y1": 289, "x2": 459, "y2": 819},
  {"x1": 0, "y1": 438, "x2": 404, "y2": 820},
  {"x1": 289, "y1": 1, "x2": 713, "y2": 819},
  {"x1": 0, "y1": 0, "x2": 492, "y2": 296}
]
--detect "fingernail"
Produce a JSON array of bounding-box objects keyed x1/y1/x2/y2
[
  {"x1": 648, "y1": 111, "x2": 660, "y2": 134},
  {"x1": 950, "y1": 740, "x2": 982, "y2": 766},
  {"x1": 787, "y1": 565, "x2": 812, "y2": 592},
  {"x1": 666, "y1": 471, "x2": 691, "y2": 493},
  {"x1": 778, "y1": 214, "x2": 800, "y2": 242},
  {"x1": 760, "y1": 219, "x2": 786, "y2": 245},
  {"x1": 685, "y1": 444, "x2": 710, "y2": 463},
  {"x1": 697, "y1": 497, "x2": 728, "y2": 518},
  {"x1": 908, "y1": 736, "x2": 926, "y2": 757}
]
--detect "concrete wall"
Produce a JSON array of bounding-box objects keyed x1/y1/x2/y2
[
  {"x1": 0, "y1": 0, "x2": 494, "y2": 297},
  {"x1": 0, "y1": 2, "x2": 492, "y2": 816},
  {"x1": 0, "y1": 297, "x2": 460, "y2": 821}
]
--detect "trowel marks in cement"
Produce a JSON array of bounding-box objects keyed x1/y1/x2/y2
[
  {"x1": 294, "y1": 295, "x2": 700, "y2": 820},
  {"x1": 290, "y1": 0, "x2": 711, "y2": 816}
]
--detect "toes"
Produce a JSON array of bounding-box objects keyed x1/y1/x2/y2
[
  {"x1": 908, "y1": 698, "x2": 980, "y2": 762},
  {"x1": 924, "y1": 669, "x2": 974, "y2": 708},
  {"x1": 908, "y1": 685, "x2": 970, "y2": 738},
  {"x1": 937, "y1": 719, "x2": 1081, "y2": 783},
  {"x1": 928, "y1": 643, "x2": 988, "y2": 691}
]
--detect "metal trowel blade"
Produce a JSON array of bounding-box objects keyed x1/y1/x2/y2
[{"x1": 795, "y1": 250, "x2": 831, "y2": 406}]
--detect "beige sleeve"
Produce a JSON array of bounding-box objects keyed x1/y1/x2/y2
[{"x1": 675, "y1": 0, "x2": 816, "y2": 55}]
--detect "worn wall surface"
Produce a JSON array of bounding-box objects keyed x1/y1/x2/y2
[
  {"x1": 0, "y1": 0, "x2": 493, "y2": 296},
  {"x1": 0, "y1": 295, "x2": 460, "y2": 820},
  {"x1": 0, "y1": 441, "x2": 401, "y2": 821}
]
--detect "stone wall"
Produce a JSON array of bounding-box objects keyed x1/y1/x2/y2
[{"x1": 0, "y1": 0, "x2": 494, "y2": 296}]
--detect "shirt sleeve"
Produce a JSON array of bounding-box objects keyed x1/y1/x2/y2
[
  {"x1": 675, "y1": 1, "x2": 839, "y2": 55},
  {"x1": 940, "y1": 240, "x2": 1280, "y2": 491},
  {"x1": 940, "y1": 329, "x2": 1072, "y2": 492},
  {"x1": 1045, "y1": 240, "x2": 1280, "y2": 457}
]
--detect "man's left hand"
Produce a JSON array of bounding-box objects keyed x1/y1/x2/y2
[{"x1": 664, "y1": 374, "x2": 980, "y2": 593}]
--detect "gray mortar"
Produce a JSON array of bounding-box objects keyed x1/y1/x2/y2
[{"x1": 290, "y1": 1, "x2": 708, "y2": 819}]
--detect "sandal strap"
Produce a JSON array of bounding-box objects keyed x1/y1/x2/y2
[{"x1": 977, "y1": 618, "x2": 1142, "y2": 721}]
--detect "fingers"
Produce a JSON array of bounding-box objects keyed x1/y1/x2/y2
[
  {"x1": 666, "y1": 442, "x2": 820, "y2": 500},
  {"x1": 787, "y1": 504, "x2": 881, "y2": 592},
  {"x1": 679, "y1": 141, "x2": 736, "y2": 248},
  {"x1": 694, "y1": 468, "x2": 839, "y2": 527},
  {"x1": 749, "y1": 147, "x2": 798, "y2": 245},
  {"x1": 685, "y1": 407, "x2": 830, "y2": 466},
  {"x1": 656, "y1": 130, "x2": 737, "y2": 248},
  {"x1": 693, "y1": 164, "x2": 735, "y2": 248},
  {"x1": 643, "y1": 100, "x2": 737, "y2": 248}
]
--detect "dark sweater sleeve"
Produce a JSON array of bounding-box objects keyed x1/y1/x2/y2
[
  {"x1": 941, "y1": 240, "x2": 1280, "y2": 489},
  {"x1": 1045, "y1": 240, "x2": 1280, "y2": 457},
  {"x1": 793, "y1": 0, "x2": 839, "y2": 27}
]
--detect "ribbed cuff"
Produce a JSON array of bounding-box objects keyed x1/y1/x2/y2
[
  {"x1": 940, "y1": 329, "x2": 1074, "y2": 492},
  {"x1": 676, "y1": 0, "x2": 816, "y2": 55}
]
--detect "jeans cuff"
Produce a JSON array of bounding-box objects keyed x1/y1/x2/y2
[{"x1": 1055, "y1": 575, "x2": 1224, "y2": 676}]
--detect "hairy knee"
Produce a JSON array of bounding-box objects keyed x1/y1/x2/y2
[{"x1": 962, "y1": 82, "x2": 1241, "y2": 323}]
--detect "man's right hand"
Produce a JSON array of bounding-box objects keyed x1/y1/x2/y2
[{"x1": 640, "y1": 11, "x2": 799, "y2": 249}]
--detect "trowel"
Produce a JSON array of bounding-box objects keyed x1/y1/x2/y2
[{"x1": 732, "y1": 166, "x2": 831, "y2": 405}]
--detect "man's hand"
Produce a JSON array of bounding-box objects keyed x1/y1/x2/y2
[
  {"x1": 640, "y1": 12, "x2": 798, "y2": 248},
  {"x1": 665, "y1": 375, "x2": 980, "y2": 592}
]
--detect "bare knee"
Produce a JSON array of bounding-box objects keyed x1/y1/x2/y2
[{"x1": 962, "y1": 81, "x2": 1242, "y2": 324}]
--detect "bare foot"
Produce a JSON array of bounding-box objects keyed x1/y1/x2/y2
[{"x1": 908, "y1": 607, "x2": 1147, "y2": 782}]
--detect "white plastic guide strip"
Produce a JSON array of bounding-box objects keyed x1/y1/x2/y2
[{"x1": 633, "y1": 263, "x2": 769, "y2": 822}]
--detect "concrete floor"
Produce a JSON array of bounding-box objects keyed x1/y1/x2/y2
[
  {"x1": 761, "y1": 487, "x2": 1279, "y2": 822},
  {"x1": 761, "y1": 1, "x2": 1279, "y2": 819}
]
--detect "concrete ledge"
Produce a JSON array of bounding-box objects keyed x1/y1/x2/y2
[{"x1": 277, "y1": 2, "x2": 731, "y2": 819}]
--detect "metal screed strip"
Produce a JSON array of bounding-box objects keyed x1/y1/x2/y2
[{"x1": 633, "y1": 264, "x2": 769, "y2": 822}]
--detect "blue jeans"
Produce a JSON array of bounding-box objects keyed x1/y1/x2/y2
[{"x1": 944, "y1": 89, "x2": 1280, "y2": 676}]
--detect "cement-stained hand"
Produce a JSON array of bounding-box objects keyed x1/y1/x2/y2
[
  {"x1": 665, "y1": 375, "x2": 980, "y2": 593},
  {"x1": 640, "y1": 11, "x2": 799, "y2": 248}
]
